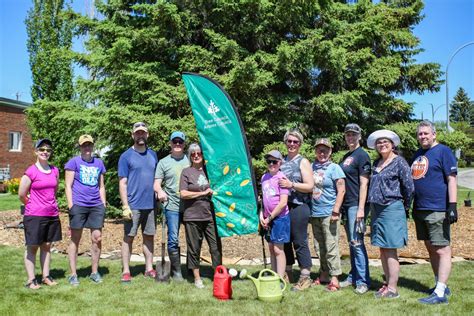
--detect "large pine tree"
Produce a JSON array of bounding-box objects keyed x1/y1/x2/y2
[
  {"x1": 72, "y1": 0, "x2": 442, "y2": 155},
  {"x1": 26, "y1": 0, "x2": 446, "y2": 209}
]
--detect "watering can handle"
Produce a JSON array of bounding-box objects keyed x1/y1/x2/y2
[
  {"x1": 258, "y1": 269, "x2": 275, "y2": 278},
  {"x1": 258, "y1": 269, "x2": 287, "y2": 292},
  {"x1": 279, "y1": 275, "x2": 287, "y2": 292},
  {"x1": 216, "y1": 265, "x2": 227, "y2": 274}
]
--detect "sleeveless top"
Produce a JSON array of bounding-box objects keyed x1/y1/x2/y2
[{"x1": 280, "y1": 154, "x2": 311, "y2": 205}]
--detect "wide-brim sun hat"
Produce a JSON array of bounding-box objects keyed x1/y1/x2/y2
[{"x1": 367, "y1": 129, "x2": 400, "y2": 149}]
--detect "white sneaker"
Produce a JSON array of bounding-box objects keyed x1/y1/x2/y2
[{"x1": 194, "y1": 279, "x2": 205, "y2": 289}]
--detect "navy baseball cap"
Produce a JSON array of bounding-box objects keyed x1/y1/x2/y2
[{"x1": 35, "y1": 138, "x2": 52, "y2": 149}]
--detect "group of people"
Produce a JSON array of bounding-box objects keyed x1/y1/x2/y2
[
  {"x1": 259, "y1": 121, "x2": 457, "y2": 304},
  {"x1": 18, "y1": 120, "x2": 458, "y2": 304},
  {"x1": 19, "y1": 122, "x2": 222, "y2": 290}
]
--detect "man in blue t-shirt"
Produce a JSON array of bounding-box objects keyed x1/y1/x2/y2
[
  {"x1": 411, "y1": 120, "x2": 458, "y2": 305},
  {"x1": 118, "y1": 122, "x2": 158, "y2": 283}
]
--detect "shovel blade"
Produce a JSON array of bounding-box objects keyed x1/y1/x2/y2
[{"x1": 156, "y1": 260, "x2": 171, "y2": 282}]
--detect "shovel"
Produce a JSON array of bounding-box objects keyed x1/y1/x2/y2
[{"x1": 156, "y1": 208, "x2": 171, "y2": 282}]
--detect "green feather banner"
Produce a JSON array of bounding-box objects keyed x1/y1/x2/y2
[{"x1": 182, "y1": 72, "x2": 258, "y2": 237}]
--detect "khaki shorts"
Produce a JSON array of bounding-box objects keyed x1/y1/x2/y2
[{"x1": 414, "y1": 210, "x2": 450, "y2": 246}]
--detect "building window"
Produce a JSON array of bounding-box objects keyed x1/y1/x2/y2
[{"x1": 8, "y1": 131, "x2": 22, "y2": 152}]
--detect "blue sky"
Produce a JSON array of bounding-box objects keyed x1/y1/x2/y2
[{"x1": 1, "y1": 0, "x2": 473, "y2": 122}]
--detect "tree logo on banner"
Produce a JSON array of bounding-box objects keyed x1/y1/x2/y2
[{"x1": 208, "y1": 100, "x2": 220, "y2": 115}]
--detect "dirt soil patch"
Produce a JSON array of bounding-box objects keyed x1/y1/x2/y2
[{"x1": 1, "y1": 206, "x2": 473, "y2": 262}]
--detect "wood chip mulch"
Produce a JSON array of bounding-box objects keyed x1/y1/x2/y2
[{"x1": 1, "y1": 206, "x2": 473, "y2": 261}]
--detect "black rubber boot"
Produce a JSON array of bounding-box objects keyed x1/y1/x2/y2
[{"x1": 169, "y1": 248, "x2": 184, "y2": 281}]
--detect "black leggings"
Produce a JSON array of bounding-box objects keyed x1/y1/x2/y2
[
  {"x1": 185, "y1": 220, "x2": 222, "y2": 270},
  {"x1": 284, "y1": 203, "x2": 312, "y2": 269}
]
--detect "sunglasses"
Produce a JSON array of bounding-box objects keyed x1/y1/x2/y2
[
  {"x1": 172, "y1": 139, "x2": 184, "y2": 145},
  {"x1": 38, "y1": 147, "x2": 52, "y2": 153},
  {"x1": 286, "y1": 139, "x2": 300, "y2": 145},
  {"x1": 133, "y1": 122, "x2": 147, "y2": 128},
  {"x1": 191, "y1": 152, "x2": 202, "y2": 158},
  {"x1": 266, "y1": 159, "x2": 279, "y2": 165}
]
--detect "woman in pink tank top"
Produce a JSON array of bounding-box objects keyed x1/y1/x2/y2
[{"x1": 18, "y1": 139, "x2": 62, "y2": 289}]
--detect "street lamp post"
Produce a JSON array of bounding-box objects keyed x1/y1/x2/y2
[
  {"x1": 445, "y1": 41, "x2": 474, "y2": 133},
  {"x1": 430, "y1": 103, "x2": 445, "y2": 123}
]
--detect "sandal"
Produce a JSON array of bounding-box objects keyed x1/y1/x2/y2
[
  {"x1": 312, "y1": 277, "x2": 330, "y2": 287},
  {"x1": 325, "y1": 282, "x2": 340, "y2": 292},
  {"x1": 42, "y1": 275, "x2": 57, "y2": 286},
  {"x1": 25, "y1": 279, "x2": 41, "y2": 290}
]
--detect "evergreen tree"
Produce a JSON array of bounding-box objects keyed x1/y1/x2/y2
[
  {"x1": 75, "y1": 0, "x2": 442, "y2": 154},
  {"x1": 449, "y1": 87, "x2": 472, "y2": 124},
  {"x1": 26, "y1": 0, "x2": 446, "y2": 210},
  {"x1": 26, "y1": 0, "x2": 74, "y2": 101}
]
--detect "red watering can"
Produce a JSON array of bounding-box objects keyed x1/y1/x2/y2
[{"x1": 213, "y1": 265, "x2": 233, "y2": 300}]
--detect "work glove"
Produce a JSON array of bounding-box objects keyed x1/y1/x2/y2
[
  {"x1": 122, "y1": 206, "x2": 132, "y2": 220},
  {"x1": 447, "y1": 203, "x2": 458, "y2": 224}
]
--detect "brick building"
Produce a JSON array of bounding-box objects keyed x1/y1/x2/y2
[{"x1": 0, "y1": 97, "x2": 34, "y2": 182}]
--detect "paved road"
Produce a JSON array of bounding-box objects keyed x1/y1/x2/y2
[{"x1": 458, "y1": 169, "x2": 474, "y2": 189}]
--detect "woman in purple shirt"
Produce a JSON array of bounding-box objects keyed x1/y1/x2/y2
[
  {"x1": 18, "y1": 139, "x2": 62, "y2": 289},
  {"x1": 65, "y1": 135, "x2": 106, "y2": 286}
]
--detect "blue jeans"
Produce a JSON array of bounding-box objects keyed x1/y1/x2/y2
[
  {"x1": 165, "y1": 209, "x2": 181, "y2": 253},
  {"x1": 343, "y1": 205, "x2": 370, "y2": 286}
]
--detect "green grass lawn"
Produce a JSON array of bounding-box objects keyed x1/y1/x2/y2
[
  {"x1": 0, "y1": 193, "x2": 20, "y2": 212},
  {"x1": 0, "y1": 246, "x2": 473, "y2": 315}
]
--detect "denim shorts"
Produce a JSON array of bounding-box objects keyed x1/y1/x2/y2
[{"x1": 265, "y1": 214, "x2": 290, "y2": 244}]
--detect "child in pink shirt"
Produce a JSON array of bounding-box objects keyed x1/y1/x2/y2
[{"x1": 260, "y1": 150, "x2": 290, "y2": 278}]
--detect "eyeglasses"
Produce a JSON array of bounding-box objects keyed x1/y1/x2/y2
[
  {"x1": 172, "y1": 139, "x2": 184, "y2": 145},
  {"x1": 191, "y1": 152, "x2": 202, "y2": 158},
  {"x1": 376, "y1": 139, "x2": 391, "y2": 146},
  {"x1": 286, "y1": 139, "x2": 300, "y2": 145},
  {"x1": 38, "y1": 147, "x2": 52, "y2": 153},
  {"x1": 133, "y1": 122, "x2": 147, "y2": 128},
  {"x1": 266, "y1": 159, "x2": 279, "y2": 165}
]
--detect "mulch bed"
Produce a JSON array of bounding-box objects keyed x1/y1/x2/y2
[{"x1": 1, "y1": 206, "x2": 473, "y2": 261}]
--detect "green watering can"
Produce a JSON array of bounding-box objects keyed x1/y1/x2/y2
[{"x1": 240, "y1": 269, "x2": 287, "y2": 302}]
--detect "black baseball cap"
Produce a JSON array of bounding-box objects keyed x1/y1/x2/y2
[{"x1": 344, "y1": 123, "x2": 362, "y2": 134}]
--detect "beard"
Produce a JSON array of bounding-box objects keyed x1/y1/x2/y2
[{"x1": 135, "y1": 137, "x2": 147, "y2": 146}]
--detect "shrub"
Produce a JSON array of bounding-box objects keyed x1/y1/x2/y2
[{"x1": 4, "y1": 178, "x2": 20, "y2": 195}]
